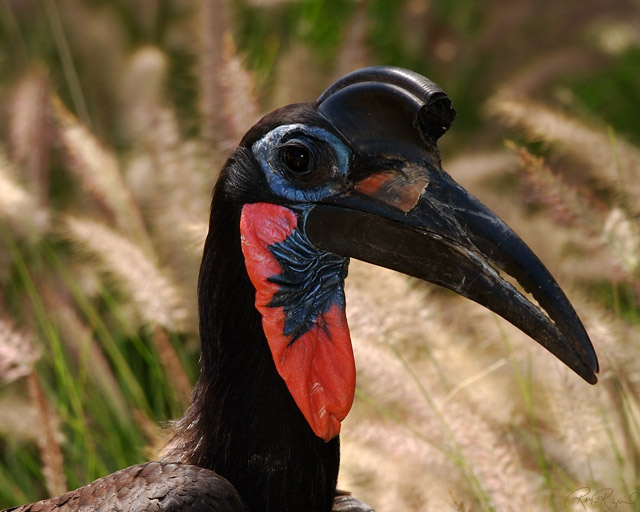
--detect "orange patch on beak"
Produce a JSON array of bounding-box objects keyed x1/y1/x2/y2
[{"x1": 355, "y1": 170, "x2": 428, "y2": 213}]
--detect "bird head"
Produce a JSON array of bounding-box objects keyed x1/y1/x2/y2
[{"x1": 215, "y1": 67, "x2": 598, "y2": 442}]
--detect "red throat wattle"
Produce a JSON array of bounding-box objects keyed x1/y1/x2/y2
[{"x1": 240, "y1": 203, "x2": 356, "y2": 441}]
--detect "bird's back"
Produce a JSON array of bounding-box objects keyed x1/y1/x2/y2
[{"x1": 2, "y1": 461, "x2": 248, "y2": 512}]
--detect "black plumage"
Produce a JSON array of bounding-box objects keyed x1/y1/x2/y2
[
  {"x1": 4, "y1": 462, "x2": 246, "y2": 512},
  {"x1": 161, "y1": 122, "x2": 344, "y2": 510}
]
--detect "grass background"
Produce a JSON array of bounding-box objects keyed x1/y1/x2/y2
[{"x1": 1, "y1": 0, "x2": 639, "y2": 510}]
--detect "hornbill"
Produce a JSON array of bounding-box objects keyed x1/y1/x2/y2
[{"x1": 3, "y1": 67, "x2": 598, "y2": 512}]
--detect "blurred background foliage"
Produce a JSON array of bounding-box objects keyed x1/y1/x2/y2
[{"x1": 1, "y1": 0, "x2": 639, "y2": 510}]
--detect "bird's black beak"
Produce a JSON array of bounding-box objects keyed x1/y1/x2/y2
[{"x1": 305, "y1": 67, "x2": 598, "y2": 384}]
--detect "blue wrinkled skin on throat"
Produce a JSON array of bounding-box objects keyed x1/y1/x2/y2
[{"x1": 266, "y1": 209, "x2": 349, "y2": 345}]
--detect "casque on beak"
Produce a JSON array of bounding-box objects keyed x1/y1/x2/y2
[{"x1": 304, "y1": 66, "x2": 598, "y2": 384}]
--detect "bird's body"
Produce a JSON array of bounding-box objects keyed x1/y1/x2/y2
[
  {"x1": 4, "y1": 462, "x2": 373, "y2": 511},
  {"x1": 3, "y1": 67, "x2": 598, "y2": 512},
  {"x1": 4, "y1": 463, "x2": 246, "y2": 512}
]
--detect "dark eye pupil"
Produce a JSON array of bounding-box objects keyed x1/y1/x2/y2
[{"x1": 283, "y1": 145, "x2": 310, "y2": 173}]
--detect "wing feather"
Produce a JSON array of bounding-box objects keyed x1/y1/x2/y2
[{"x1": 2, "y1": 462, "x2": 248, "y2": 512}]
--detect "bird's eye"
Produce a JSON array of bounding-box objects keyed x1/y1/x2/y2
[
  {"x1": 273, "y1": 134, "x2": 336, "y2": 188},
  {"x1": 281, "y1": 143, "x2": 313, "y2": 175}
]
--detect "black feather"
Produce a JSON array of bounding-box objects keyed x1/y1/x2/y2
[{"x1": 162, "y1": 131, "x2": 342, "y2": 512}]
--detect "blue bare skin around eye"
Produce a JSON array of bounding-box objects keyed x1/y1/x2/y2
[
  {"x1": 266, "y1": 211, "x2": 349, "y2": 346},
  {"x1": 252, "y1": 123, "x2": 351, "y2": 203}
]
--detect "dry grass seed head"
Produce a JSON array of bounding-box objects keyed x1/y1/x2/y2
[
  {"x1": 119, "y1": 46, "x2": 169, "y2": 122},
  {"x1": 65, "y1": 216, "x2": 188, "y2": 331},
  {"x1": 123, "y1": 107, "x2": 211, "y2": 238},
  {"x1": 344, "y1": 262, "x2": 543, "y2": 511},
  {"x1": 340, "y1": 428, "x2": 452, "y2": 511},
  {"x1": 342, "y1": 405, "x2": 542, "y2": 512},
  {"x1": 219, "y1": 33, "x2": 261, "y2": 147},
  {"x1": 52, "y1": 98, "x2": 153, "y2": 253},
  {"x1": 9, "y1": 68, "x2": 51, "y2": 200},
  {"x1": 118, "y1": 47, "x2": 212, "y2": 288},
  {"x1": 601, "y1": 207, "x2": 640, "y2": 276},
  {"x1": 0, "y1": 316, "x2": 40, "y2": 385},
  {"x1": 0, "y1": 146, "x2": 49, "y2": 237},
  {"x1": 511, "y1": 143, "x2": 604, "y2": 231},
  {"x1": 198, "y1": 0, "x2": 230, "y2": 145},
  {"x1": 27, "y1": 372, "x2": 68, "y2": 497},
  {"x1": 122, "y1": 109, "x2": 210, "y2": 274},
  {"x1": 511, "y1": 143, "x2": 640, "y2": 278},
  {"x1": 488, "y1": 97, "x2": 640, "y2": 208},
  {"x1": 194, "y1": 0, "x2": 262, "y2": 147}
]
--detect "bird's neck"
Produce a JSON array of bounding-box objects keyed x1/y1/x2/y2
[{"x1": 164, "y1": 192, "x2": 340, "y2": 512}]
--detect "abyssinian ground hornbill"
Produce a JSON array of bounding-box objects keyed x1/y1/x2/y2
[{"x1": 3, "y1": 67, "x2": 598, "y2": 512}]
